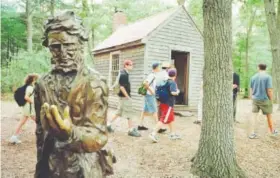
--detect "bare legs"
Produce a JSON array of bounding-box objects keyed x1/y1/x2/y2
[
  {"x1": 14, "y1": 115, "x2": 35, "y2": 135},
  {"x1": 139, "y1": 111, "x2": 158, "y2": 127},
  {"x1": 248, "y1": 112, "x2": 276, "y2": 137},
  {"x1": 10, "y1": 115, "x2": 36, "y2": 144}
]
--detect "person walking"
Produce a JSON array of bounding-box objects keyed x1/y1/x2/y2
[
  {"x1": 107, "y1": 59, "x2": 141, "y2": 137},
  {"x1": 233, "y1": 72, "x2": 240, "y2": 122},
  {"x1": 149, "y1": 69, "x2": 181, "y2": 142},
  {"x1": 9, "y1": 74, "x2": 39, "y2": 144},
  {"x1": 248, "y1": 63, "x2": 278, "y2": 139},
  {"x1": 155, "y1": 62, "x2": 171, "y2": 133},
  {"x1": 138, "y1": 62, "x2": 160, "y2": 130}
]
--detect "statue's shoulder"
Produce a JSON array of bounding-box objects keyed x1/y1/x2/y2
[
  {"x1": 81, "y1": 67, "x2": 107, "y2": 85},
  {"x1": 37, "y1": 72, "x2": 52, "y2": 87}
]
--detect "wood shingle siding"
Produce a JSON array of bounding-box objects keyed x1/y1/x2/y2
[
  {"x1": 94, "y1": 45, "x2": 145, "y2": 111},
  {"x1": 93, "y1": 6, "x2": 204, "y2": 111},
  {"x1": 144, "y1": 7, "x2": 204, "y2": 107}
]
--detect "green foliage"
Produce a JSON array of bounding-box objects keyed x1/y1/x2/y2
[
  {"x1": 187, "y1": 0, "x2": 203, "y2": 31},
  {"x1": 1, "y1": 0, "x2": 173, "y2": 94},
  {"x1": 1, "y1": 4, "x2": 26, "y2": 64},
  {"x1": 1, "y1": 50, "x2": 51, "y2": 93}
]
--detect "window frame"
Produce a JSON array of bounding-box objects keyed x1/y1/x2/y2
[{"x1": 109, "y1": 51, "x2": 121, "y2": 88}]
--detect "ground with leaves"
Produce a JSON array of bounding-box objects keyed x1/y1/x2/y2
[{"x1": 1, "y1": 99, "x2": 280, "y2": 178}]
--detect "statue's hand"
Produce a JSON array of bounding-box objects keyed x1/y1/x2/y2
[{"x1": 41, "y1": 103, "x2": 72, "y2": 140}]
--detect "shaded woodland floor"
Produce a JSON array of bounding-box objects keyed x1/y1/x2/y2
[{"x1": 1, "y1": 99, "x2": 280, "y2": 178}]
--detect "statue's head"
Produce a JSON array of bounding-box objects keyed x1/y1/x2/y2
[{"x1": 42, "y1": 11, "x2": 88, "y2": 73}]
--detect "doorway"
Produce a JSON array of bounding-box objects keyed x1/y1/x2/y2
[{"x1": 171, "y1": 50, "x2": 189, "y2": 105}]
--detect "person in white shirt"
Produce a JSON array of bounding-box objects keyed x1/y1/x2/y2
[
  {"x1": 138, "y1": 62, "x2": 160, "y2": 130},
  {"x1": 10, "y1": 74, "x2": 39, "y2": 144},
  {"x1": 155, "y1": 62, "x2": 171, "y2": 133}
]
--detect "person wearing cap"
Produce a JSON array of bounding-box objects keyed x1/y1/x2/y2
[
  {"x1": 107, "y1": 59, "x2": 141, "y2": 137},
  {"x1": 138, "y1": 62, "x2": 160, "y2": 131},
  {"x1": 149, "y1": 68, "x2": 181, "y2": 143},
  {"x1": 156, "y1": 62, "x2": 170, "y2": 87},
  {"x1": 154, "y1": 61, "x2": 171, "y2": 133}
]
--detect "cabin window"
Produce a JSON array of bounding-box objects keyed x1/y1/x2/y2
[{"x1": 110, "y1": 53, "x2": 120, "y2": 86}]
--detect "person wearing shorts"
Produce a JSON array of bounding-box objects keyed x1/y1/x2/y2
[
  {"x1": 138, "y1": 62, "x2": 160, "y2": 131},
  {"x1": 107, "y1": 59, "x2": 141, "y2": 137},
  {"x1": 248, "y1": 63, "x2": 278, "y2": 139},
  {"x1": 155, "y1": 62, "x2": 171, "y2": 133},
  {"x1": 9, "y1": 74, "x2": 39, "y2": 144},
  {"x1": 149, "y1": 68, "x2": 181, "y2": 142}
]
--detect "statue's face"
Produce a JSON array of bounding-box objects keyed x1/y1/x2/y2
[{"x1": 48, "y1": 31, "x2": 82, "y2": 72}]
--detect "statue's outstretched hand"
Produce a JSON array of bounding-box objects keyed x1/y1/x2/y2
[{"x1": 41, "y1": 103, "x2": 72, "y2": 140}]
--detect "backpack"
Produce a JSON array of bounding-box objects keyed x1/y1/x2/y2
[
  {"x1": 156, "y1": 80, "x2": 171, "y2": 103},
  {"x1": 138, "y1": 74, "x2": 155, "y2": 96},
  {"x1": 14, "y1": 84, "x2": 33, "y2": 106},
  {"x1": 111, "y1": 70, "x2": 121, "y2": 95}
]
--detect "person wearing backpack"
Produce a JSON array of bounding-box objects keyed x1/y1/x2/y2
[
  {"x1": 138, "y1": 62, "x2": 160, "y2": 131},
  {"x1": 155, "y1": 62, "x2": 170, "y2": 133},
  {"x1": 149, "y1": 69, "x2": 181, "y2": 143},
  {"x1": 9, "y1": 74, "x2": 39, "y2": 144}
]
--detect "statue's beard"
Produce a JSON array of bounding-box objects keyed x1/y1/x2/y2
[{"x1": 51, "y1": 52, "x2": 84, "y2": 73}]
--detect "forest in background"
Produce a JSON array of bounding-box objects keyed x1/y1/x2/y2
[{"x1": 0, "y1": 0, "x2": 275, "y2": 97}]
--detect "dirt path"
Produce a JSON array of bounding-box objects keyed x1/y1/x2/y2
[{"x1": 1, "y1": 100, "x2": 280, "y2": 178}]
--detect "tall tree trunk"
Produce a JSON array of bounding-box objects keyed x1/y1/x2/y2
[
  {"x1": 26, "y1": 0, "x2": 33, "y2": 53},
  {"x1": 7, "y1": 33, "x2": 10, "y2": 62},
  {"x1": 190, "y1": 0, "x2": 246, "y2": 177},
  {"x1": 264, "y1": 0, "x2": 280, "y2": 110},
  {"x1": 81, "y1": 0, "x2": 94, "y2": 64},
  {"x1": 50, "y1": 0, "x2": 55, "y2": 16},
  {"x1": 244, "y1": 9, "x2": 256, "y2": 98}
]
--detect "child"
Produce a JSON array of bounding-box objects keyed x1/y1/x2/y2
[
  {"x1": 9, "y1": 74, "x2": 38, "y2": 144},
  {"x1": 149, "y1": 68, "x2": 181, "y2": 142}
]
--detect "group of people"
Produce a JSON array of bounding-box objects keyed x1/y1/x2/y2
[
  {"x1": 9, "y1": 61, "x2": 278, "y2": 144},
  {"x1": 107, "y1": 60, "x2": 181, "y2": 142},
  {"x1": 105, "y1": 60, "x2": 278, "y2": 141},
  {"x1": 194, "y1": 63, "x2": 278, "y2": 138}
]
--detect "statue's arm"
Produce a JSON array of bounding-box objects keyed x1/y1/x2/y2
[
  {"x1": 57, "y1": 77, "x2": 109, "y2": 153},
  {"x1": 34, "y1": 82, "x2": 45, "y2": 161}
]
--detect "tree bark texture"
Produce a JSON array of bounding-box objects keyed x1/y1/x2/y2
[
  {"x1": 26, "y1": 0, "x2": 33, "y2": 53},
  {"x1": 244, "y1": 9, "x2": 256, "y2": 98},
  {"x1": 264, "y1": 0, "x2": 280, "y2": 110},
  {"x1": 190, "y1": 0, "x2": 246, "y2": 177},
  {"x1": 50, "y1": 0, "x2": 55, "y2": 16},
  {"x1": 82, "y1": 0, "x2": 94, "y2": 62}
]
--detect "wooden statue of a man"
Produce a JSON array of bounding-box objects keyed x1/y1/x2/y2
[{"x1": 34, "y1": 11, "x2": 112, "y2": 178}]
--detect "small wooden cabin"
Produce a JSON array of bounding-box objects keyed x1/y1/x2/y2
[{"x1": 93, "y1": 5, "x2": 204, "y2": 111}]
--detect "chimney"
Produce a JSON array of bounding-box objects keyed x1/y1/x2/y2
[{"x1": 113, "y1": 10, "x2": 127, "y2": 32}]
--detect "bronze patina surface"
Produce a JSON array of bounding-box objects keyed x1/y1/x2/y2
[{"x1": 35, "y1": 11, "x2": 114, "y2": 178}]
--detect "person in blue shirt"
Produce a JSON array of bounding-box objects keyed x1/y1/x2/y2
[{"x1": 249, "y1": 63, "x2": 278, "y2": 139}]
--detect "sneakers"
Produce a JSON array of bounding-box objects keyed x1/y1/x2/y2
[
  {"x1": 107, "y1": 125, "x2": 114, "y2": 133},
  {"x1": 193, "y1": 120, "x2": 201, "y2": 125},
  {"x1": 149, "y1": 133, "x2": 159, "y2": 143},
  {"x1": 271, "y1": 130, "x2": 278, "y2": 137},
  {"x1": 158, "y1": 128, "x2": 167, "y2": 133},
  {"x1": 169, "y1": 134, "x2": 181, "y2": 140},
  {"x1": 128, "y1": 128, "x2": 141, "y2": 137},
  {"x1": 138, "y1": 125, "x2": 149, "y2": 131},
  {"x1": 9, "y1": 135, "x2": 22, "y2": 144},
  {"x1": 248, "y1": 133, "x2": 257, "y2": 139}
]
